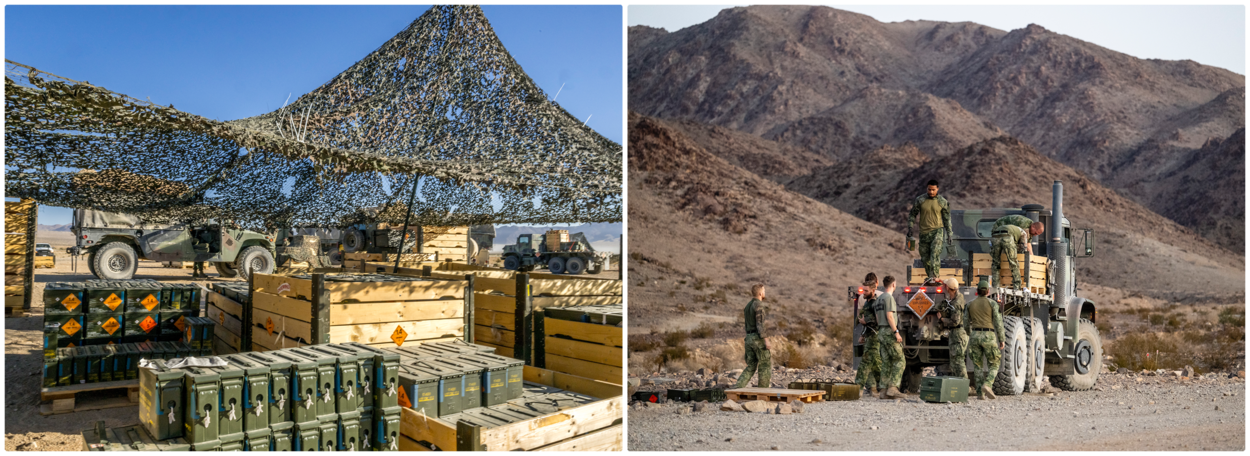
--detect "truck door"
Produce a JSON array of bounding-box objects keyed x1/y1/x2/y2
[{"x1": 140, "y1": 228, "x2": 192, "y2": 262}]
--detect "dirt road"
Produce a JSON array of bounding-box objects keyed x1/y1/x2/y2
[{"x1": 627, "y1": 373, "x2": 1245, "y2": 451}]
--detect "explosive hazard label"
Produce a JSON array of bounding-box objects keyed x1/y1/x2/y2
[
  {"x1": 102, "y1": 317, "x2": 121, "y2": 335},
  {"x1": 61, "y1": 294, "x2": 81, "y2": 312},
  {"x1": 104, "y1": 293, "x2": 123, "y2": 311},
  {"x1": 141, "y1": 294, "x2": 160, "y2": 311},
  {"x1": 391, "y1": 325, "x2": 408, "y2": 346},
  {"x1": 397, "y1": 387, "x2": 411, "y2": 408},
  {"x1": 174, "y1": 316, "x2": 187, "y2": 332},
  {"x1": 139, "y1": 316, "x2": 157, "y2": 333},
  {"x1": 62, "y1": 319, "x2": 81, "y2": 336},
  {"x1": 266, "y1": 317, "x2": 275, "y2": 335},
  {"x1": 907, "y1": 291, "x2": 934, "y2": 318}
]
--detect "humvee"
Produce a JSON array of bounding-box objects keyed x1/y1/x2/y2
[{"x1": 853, "y1": 181, "x2": 1100, "y2": 394}]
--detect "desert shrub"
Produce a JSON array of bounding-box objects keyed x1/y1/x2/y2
[
  {"x1": 1166, "y1": 314, "x2": 1185, "y2": 329},
  {"x1": 710, "y1": 342, "x2": 745, "y2": 370},
  {"x1": 1108, "y1": 332, "x2": 1181, "y2": 371},
  {"x1": 631, "y1": 337, "x2": 660, "y2": 353},
  {"x1": 1218, "y1": 306, "x2": 1245, "y2": 327},
  {"x1": 661, "y1": 345, "x2": 690, "y2": 363},
  {"x1": 786, "y1": 320, "x2": 817, "y2": 346},
  {"x1": 663, "y1": 330, "x2": 689, "y2": 347},
  {"x1": 691, "y1": 322, "x2": 715, "y2": 339},
  {"x1": 1148, "y1": 314, "x2": 1165, "y2": 326},
  {"x1": 1095, "y1": 320, "x2": 1113, "y2": 336}
]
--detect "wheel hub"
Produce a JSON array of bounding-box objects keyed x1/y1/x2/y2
[
  {"x1": 108, "y1": 255, "x2": 127, "y2": 272},
  {"x1": 1034, "y1": 341, "x2": 1045, "y2": 377},
  {"x1": 1074, "y1": 339, "x2": 1092, "y2": 374},
  {"x1": 1014, "y1": 342, "x2": 1025, "y2": 372}
]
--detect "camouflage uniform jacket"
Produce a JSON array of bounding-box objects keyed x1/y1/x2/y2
[
  {"x1": 744, "y1": 298, "x2": 765, "y2": 337},
  {"x1": 908, "y1": 194, "x2": 952, "y2": 235},
  {"x1": 993, "y1": 214, "x2": 1034, "y2": 233},
  {"x1": 938, "y1": 292, "x2": 966, "y2": 329},
  {"x1": 963, "y1": 295, "x2": 1004, "y2": 342},
  {"x1": 858, "y1": 296, "x2": 878, "y2": 329}
]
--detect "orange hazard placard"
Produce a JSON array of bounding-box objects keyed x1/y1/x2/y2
[
  {"x1": 62, "y1": 319, "x2": 81, "y2": 336},
  {"x1": 104, "y1": 293, "x2": 123, "y2": 311},
  {"x1": 61, "y1": 294, "x2": 81, "y2": 312},
  {"x1": 102, "y1": 317, "x2": 121, "y2": 335},
  {"x1": 174, "y1": 316, "x2": 187, "y2": 332},
  {"x1": 266, "y1": 317, "x2": 275, "y2": 335},
  {"x1": 397, "y1": 386, "x2": 412, "y2": 408},
  {"x1": 141, "y1": 294, "x2": 160, "y2": 311},
  {"x1": 218, "y1": 311, "x2": 225, "y2": 325},
  {"x1": 391, "y1": 325, "x2": 408, "y2": 346},
  {"x1": 907, "y1": 291, "x2": 934, "y2": 318},
  {"x1": 139, "y1": 316, "x2": 157, "y2": 333}
]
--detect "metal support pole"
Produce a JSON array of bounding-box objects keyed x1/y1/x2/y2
[
  {"x1": 464, "y1": 274, "x2": 475, "y2": 344},
  {"x1": 395, "y1": 176, "x2": 420, "y2": 273}
]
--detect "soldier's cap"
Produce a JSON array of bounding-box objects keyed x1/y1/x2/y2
[
  {"x1": 977, "y1": 278, "x2": 990, "y2": 290},
  {"x1": 944, "y1": 278, "x2": 959, "y2": 290}
]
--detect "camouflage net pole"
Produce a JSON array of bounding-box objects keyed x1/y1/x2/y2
[{"x1": 4, "y1": 5, "x2": 621, "y2": 230}]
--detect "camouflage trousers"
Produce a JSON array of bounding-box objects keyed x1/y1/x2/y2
[
  {"x1": 968, "y1": 330, "x2": 1002, "y2": 392},
  {"x1": 877, "y1": 330, "x2": 906, "y2": 388},
  {"x1": 192, "y1": 262, "x2": 205, "y2": 276},
  {"x1": 919, "y1": 229, "x2": 945, "y2": 278},
  {"x1": 990, "y1": 237, "x2": 1020, "y2": 289},
  {"x1": 948, "y1": 329, "x2": 968, "y2": 379},
  {"x1": 734, "y1": 334, "x2": 772, "y2": 388},
  {"x1": 855, "y1": 329, "x2": 882, "y2": 389}
]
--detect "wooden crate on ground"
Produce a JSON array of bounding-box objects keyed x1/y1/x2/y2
[
  {"x1": 400, "y1": 365, "x2": 623, "y2": 451},
  {"x1": 541, "y1": 305, "x2": 622, "y2": 386},
  {"x1": 40, "y1": 379, "x2": 140, "y2": 416},
  {"x1": 5, "y1": 199, "x2": 35, "y2": 316},
  {"x1": 248, "y1": 272, "x2": 469, "y2": 351},
  {"x1": 206, "y1": 284, "x2": 249, "y2": 355}
]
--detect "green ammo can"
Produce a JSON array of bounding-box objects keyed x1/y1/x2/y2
[
  {"x1": 82, "y1": 421, "x2": 122, "y2": 451},
  {"x1": 324, "y1": 343, "x2": 375, "y2": 409},
  {"x1": 342, "y1": 342, "x2": 399, "y2": 409},
  {"x1": 241, "y1": 351, "x2": 292, "y2": 425},
  {"x1": 268, "y1": 350, "x2": 320, "y2": 424},
  {"x1": 158, "y1": 311, "x2": 190, "y2": 342},
  {"x1": 83, "y1": 312, "x2": 124, "y2": 344},
  {"x1": 179, "y1": 366, "x2": 221, "y2": 446},
  {"x1": 471, "y1": 352, "x2": 524, "y2": 400},
  {"x1": 85, "y1": 284, "x2": 125, "y2": 314},
  {"x1": 359, "y1": 407, "x2": 375, "y2": 451},
  {"x1": 218, "y1": 433, "x2": 245, "y2": 451},
  {"x1": 206, "y1": 360, "x2": 246, "y2": 443},
  {"x1": 814, "y1": 382, "x2": 861, "y2": 401},
  {"x1": 43, "y1": 351, "x2": 60, "y2": 388},
  {"x1": 318, "y1": 415, "x2": 339, "y2": 452},
  {"x1": 57, "y1": 347, "x2": 74, "y2": 386},
  {"x1": 244, "y1": 427, "x2": 271, "y2": 451},
  {"x1": 396, "y1": 363, "x2": 439, "y2": 417},
  {"x1": 337, "y1": 410, "x2": 362, "y2": 451},
  {"x1": 99, "y1": 344, "x2": 118, "y2": 382},
  {"x1": 126, "y1": 282, "x2": 163, "y2": 313},
  {"x1": 108, "y1": 424, "x2": 158, "y2": 451},
  {"x1": 293, "y1": 420, "x2": 321, "y2": 452},
  {"x1": 45, "y1": 314, "x2": 83, "y2": 348},
  {"x1": 83, "y1": 345, "x2": 103, "y2": 383},
  {"x1": 919, "y1": 376, "x2": 970, "y2": 403},
  {"x1": 155, "y1": 342, "x2": 178, "y2": 360},
  {"x1": 70, "y1": 346, "x2": 89, "y2": 384},
  {"x1": 120, "y1": 343, "x2": 142, "y2": 380},
  {"x1": 124, "y1": 310, "x2": 161, "y2": 342},
  {"x1": 139, "y1": 359, "x2": 185, "y2": 441},
  {"x1": 377, "y1": 406, "x2": 401, "y2": 451},
  {"x1": 427, "y1": 339, "x2": 497, "y2": 355},
  {"x1": 459, "y1": 354, "x2": 509, "y2": 407},
  {"x1": 308, "y1": 345, "x2": 362, "y2": 413},
  {"x1": 222, "y1": 354, "x2": 271, "y2": 433},
  {"x1": 666, "y1": 389, "x2": 693, "y2": 402},
  {"x1": 269, "y1": 422, "x2": 294, "y2": 452},
  {"x1": 44, "y1": 282, "x2": 85, "y2": 315},
  {"x1": 43, "y1": 323, "x2": 60, "y2": 360},
  {"x1": 408, "y1": 359, "x2": 464, "y2": 416},
  {"x1": 433, "y1": 358, "x2": 483, "y2": 409},
  {"x1": 287, "y1": 347, "x2": 339, "y2": 420}
]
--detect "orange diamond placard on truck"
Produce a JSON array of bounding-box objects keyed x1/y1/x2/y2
[{"x1": 907, "y1": 291, "x2": 934, "y2": 318}]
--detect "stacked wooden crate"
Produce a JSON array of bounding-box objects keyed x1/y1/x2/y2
[
  {"x1": 541, "y1": 304, "x2": 623, "y2": 386},
  {"x1": 971, "y1": 252, "x2": 1049, "y2": 292},
  {"x1": 5, "y1": 199, "x2": 36, "y2": 316},
  {"x1": 907, "y1": 267, "x2": 963, "y2": 285},
  {"x1": 248, "y1": 273, "x2": 468, "y2": 351},
  {"x1": 422, "y1": 225, "x2": 470, "y2": 262},
  {"x1": 544, "y1": 229, "x2": 569, "y2": 251}
]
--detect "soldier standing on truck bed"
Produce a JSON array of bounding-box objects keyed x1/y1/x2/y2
[
  {"x1": 733, "y1": 284, "x2": 772, "y2": 389},
  {"x1": 963, "y1": 278, "x2": 1004, "y2": 400},
  {"x1": 990, "y1": 218, "x2": 1044, "y2": 290},
  {"x1": 907, "y1": 180, "x2": 952, "y2": 280},
  {"x1": 855, "y1": 273, "x2": 883, "y2": 397},
  {"x1": 937, "y1": 278, "x2": 967, "y2": 379},
  {"x1": 874, "y1": 276, "x2": 905, "y2": 399}
]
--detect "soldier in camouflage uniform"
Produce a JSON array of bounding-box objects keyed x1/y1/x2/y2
[
  {"x1": 992, "y1": 214, "x2": 1034, "y2": 232},
  {"x1": 907, "y1": 180, "x2": 952, "y2": 280},
  {"x1": 938, "y1": 278, "x2": 967, "y2": 378},
  {"x1": 854, "y1": 274, "x2": 882, "y2": 397},
  {"x1": 990, "y1": 217, "x2": 1044, "y2": 289},
  {"x1": 874, "y1": 276, "x2": 905, "y2": 399},
  {"x1": 734, "y1": 284, "x2": 772, "y2": 389},
  {"x1": 963, "y1": 278, "x2": 1004, "y2": 399}
]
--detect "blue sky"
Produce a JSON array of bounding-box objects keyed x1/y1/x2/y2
[
  {"x1": 6, "y1": 5, "x2": 623, "y2": 226},
  {"x1": 629, "y1": 5, "x2": 1245, "y2": 75}
]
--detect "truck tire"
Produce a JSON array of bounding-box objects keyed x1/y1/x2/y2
[
  {"x1": 215, "y1": 262, "x2": 239, "y2": 278},
  {"x1": 93, "y1": 242, "x2": 137, "y2": 280},
  {"x1": 503, "y1": 255, "x2": 520, "y2": 271},
  {"x1": 548, "y1": 256, "x2": 567, "y2": 274},
  {"x1": 87, "y1": 251, "x2": 99, "y2": 278},
  {"x1": 588, "y1": 261, "x2": 603, "y2": 275},
  {"x1": 992, "y1": 316, "x2": 1027, "y2": 396},
  {"x1": 236, "y1": 246, "x2": 275, "y2": 282},
  {"x1": 565, "y1": 257, "x2": 587, "y2": 275},
  {"x1": 1051, "y1": 319, "x2": 1102, "y2": 391},
  {"x1": 342, "y1": 230, "x2": 365, "y2": 253},
  {"x1": 328, "y1": 250, "x2": 343, "y2": 266},
  {"x1": 1025, "y1": 317, "x2": 1046, "y2": 392}
]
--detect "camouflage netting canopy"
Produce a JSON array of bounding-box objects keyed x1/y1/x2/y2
[{"x1": 5, "y1": 5, "x2": 621, "y2": 229}]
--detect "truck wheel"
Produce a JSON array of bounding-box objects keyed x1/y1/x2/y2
[
  {"x1": 328, "y1": 250, "x2": 343, "y2": 266},
  {"x1": 236, "y1": 246, "x2": 275, "y2": 281},
  {"x1": 342, "y1": 230, "x2": 365, "y2": 253},
  {"x1": 548, "y1": 257, "x2": 567, "y2": 274},
  {"x1": 503, "y1": 255, "x2": 520, "y2": 271},
  {"x1": 992, "y1": 316, "x2": 1027, "y2": 396},
  {"x1": 93, "y1": 242, "x2": 137, "y2": 280},
  {"x1": 1025, "y1": 317, "x2": 1046, "y2": 392},
  {"x1": 215, "y1": 262, "x2": 239, "y2": 278},
  {"x1": 1051, "y1": 319, "x2": 1102, "y2": 391},
  {"x1": 86, "y1": 251, "x2": 99, "y2": 278},
  {"x1": 565, "y1": 257, "x2": 587, "y2": 275},
  {"x1": 588, "y1": 261, "x2": 603, "y2": 275}
]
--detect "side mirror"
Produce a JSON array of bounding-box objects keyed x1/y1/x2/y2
[{"x1": 1078, "y1": 229, "x2": 1095, "y2": 257}]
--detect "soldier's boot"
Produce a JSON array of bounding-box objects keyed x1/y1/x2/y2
[
  {"x1": 870, "y1": 385, "x2": 878, "y2": 398},
  {"x1": 982, "y1": 385, "x2": 996, "y2": 400},
  {"x1": 975, "y1": 383, "x2": 985, "y2": 400},
  {"x1": 884, "y1": 386, "x2": 903, "y2": 399}
]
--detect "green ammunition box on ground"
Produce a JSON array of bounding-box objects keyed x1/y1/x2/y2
[
  {"x1": 84, "y1": 345, "x2": 104, "y2": 383},
  {"x1": 377, "y1": 406, "x2": 401, "y2": 451},
  {"x1": 71, "y1": 346, "x2": 89, "y2": 384},
  {"x1": 83, "y1": 312, "x2": 124, "y2": 344},
  {"x1": 222, "y1": 354, "x2": 271, "y2": 432},
  {"x1": 435, "y1": 358, "x2": 483, "y2": 410},
  {"x1": 85, "y1": 286, "x2": 125, "y2": 314},
  {"x1": 666, "y1": 389, "x2": 693, "y2": 402},
  {"x1": 359, "y1": 407, "x2": 375, "y2": 451},
  {"x1": 98, "y1": 345, "x2": 117, "y2": 382},
  {"x1": 244, "y1": 428, "x2": 271, "y2": 451},
  {"x1": 458, "y1": 354, "x2": 509, "y2": 407},
  {"x1": 43, "y1": 323, "x2": 60, "y2": 359},
  {"x1": 324, "y1": 343, "x2": 376, "y2": 409},
  {"x1": 318, "y1": 415, "x2": 339, "y2": 452},
  {"x1": 471, "y1": 352, "x2": 524, "y2": 400},
  {"x1": 242, "y1": 351, "x2": 292, "y2": 425},
  {"x1": 337, "y1": 410, "x2": 362, "y2": 451},
  {"x1": 108, "y1": 424, "x2": 158, "y2": 451},
  {"x1": 82, "y1": 421, "x2": 123, "y2": 451},
  {"x1": 43, "y1": 353, "x2": 60, "y2": 388},
  {"x1": 123, "y1": 311, "x2": 161, "y2": 340},
  {"x1": 125, "y1": 283, "x2": 163, "y2": 313},
  {"x1": 118, "y1": 344, "x2": 140, "y2": 380},
  {"x1": 44, "y1": 314, "x2": 83, "y2": 348},
  {"x1": 180, "y1": 366, "x2": 221, "y2": 445},
  {"x1": 269, "y1": 422, "x2": 294, "y2": 451},
  {"x1": 269, "y1": 350, "x2": 320, "y2": 424},
  {"x1": 692, "y1": 388, "x2": 727, "y2": 403},
  {"x1": 286, "y1": 348, "x2": 339, "y2": 420},
  {"x1": 632, "y1": 391, "x2": 662, "y2": 403},
  {"x1": 57, "y1": 347, "x2": 74, "y2": 386},
  {"x1": 293, "y1": 420, "x2": 321, "y2": 452},
  {"x1": 139, "y1": 359, "x2": 185, "y2": 441},
  {"x1": 208, "y1": 360, "x2": 246, "y2": 443},
  {"x1": 309, "y1": 345, "x2": 362, "y2": 413},
  {"x1": 344, "y1": 342, "x2": 400, "y2": 409},
  {"x1": 919, "y1": 376, "x2": 970, "y2": 403},
  {"x1": 408, "y1": 359, "x2": 464, "y2": 416},
  {"x1": 44, "y1": 282, "x2": 85, "y2": 315},
  {"x1": 397, "y1": 363, "x2": 439, "y2": 417}
]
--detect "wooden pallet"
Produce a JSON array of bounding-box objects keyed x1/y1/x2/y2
[
  {"x1": 5, "y1": 304, "x2": 26, "y2": 317},
  {"x1": 725, "y1": 387, "x2": 826, "y2": 404},
  {"x1": 40, "y1": 379, "x2": 140, "y2": 415}
]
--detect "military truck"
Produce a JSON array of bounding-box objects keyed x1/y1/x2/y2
[
  {"x1": 338, "y1": 207, "x2": 491, "y2": 261},
  {"x1": 68, "y1": 209, "x2": 277, "y2": 280},
  {"x1": 852, "y1": 181, "x2": 1099, "y2": 395},
  {"x1": 500, "y1": 231, "x2": 608, "y2": 275}
]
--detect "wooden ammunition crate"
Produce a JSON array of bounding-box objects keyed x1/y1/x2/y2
[
  {"x1": 908, "y1": 267, "x2": 963, "y2": 285},
  {"x1": 206, "y1": 289, "x2": 247, "y2": 355},
  {"x1": 541, "y1": 306, "x2": 622, "y2": 386},
  {"x1": 248, "y1": 272, "x2": 469, "y2": 351},
  {"x1": 971, "y1": 253, "x2": 1048, "y2": 289},
  {"x1": 400, "y1": 365, "x2": 623, "y2": 451},
  {"x1": 5, "y1": 199, "x2": 36, "y2": 316}
]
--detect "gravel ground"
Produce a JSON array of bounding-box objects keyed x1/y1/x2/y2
[{"x1": 627, "y1": 373, "x2": 1246, "y2": 451}]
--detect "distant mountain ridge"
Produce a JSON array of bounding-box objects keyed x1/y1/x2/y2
[{"x1": 37, "y1": 224, "x2": 72, "y2": 232}]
